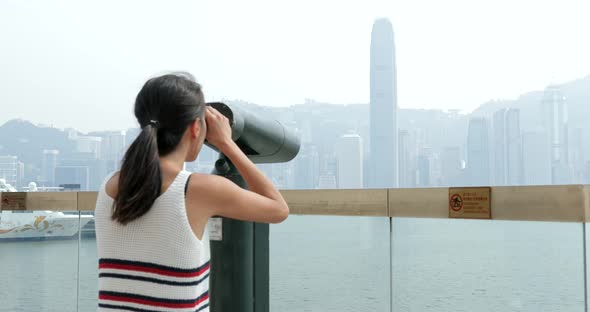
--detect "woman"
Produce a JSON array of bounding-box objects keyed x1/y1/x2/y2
[{"x1": 94, "y1": 72, "x2": 289, "y2": 312}]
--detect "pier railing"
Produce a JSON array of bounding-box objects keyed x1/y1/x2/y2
[{"x1": 1, "y1": 185, "x2": 589, "y2": 311}]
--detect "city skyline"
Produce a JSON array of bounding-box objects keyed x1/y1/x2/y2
[
  {"x1": 2, "y1": 79, "x2": 589, "y2": 191},
  {"x1": 2, "y1": 10, "x2": 590, "y2": 191}
]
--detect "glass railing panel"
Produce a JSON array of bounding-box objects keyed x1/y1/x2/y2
[
  {"x1": 585, "y1": 223, "x2": 590, "y2": 311},
  {"x1": 270, "y1": 215, "x2": 391, "y2": 312},
  {"x1": 78, "y1": 212, "x2": 97, "y2": 312},
  {"x1": 0, "y1": 210, "x2": 81, "y2": 312},
  {"x1": 392, "y1": 218, "x2": 584, "y2": 312}
]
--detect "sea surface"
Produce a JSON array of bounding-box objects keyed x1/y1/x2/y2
[{"x1": 0, "y1": 215, "x2": 586, "y2": 311}]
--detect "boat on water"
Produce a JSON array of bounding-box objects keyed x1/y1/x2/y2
[
  {"x1": 1, "y1": 180, "x2": 94, "y2": 241},
  {"x1": 0, "y1": 179, "x2": 17, "y2": 192},
  {"x1": 0, "y1": 210, "x2": 94, "y2": 241}
]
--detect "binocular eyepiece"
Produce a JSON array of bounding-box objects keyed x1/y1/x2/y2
[{"x1": 205, "y1": 102, "x2": 300, "y2": 164}]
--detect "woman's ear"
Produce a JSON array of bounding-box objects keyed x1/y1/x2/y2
[{"x1": 191, "y1": 118, "x2": 202, "y2": 138}]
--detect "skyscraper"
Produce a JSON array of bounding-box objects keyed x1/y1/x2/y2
[
  {"x1": 75, "y1": 136, "x2": 102, "y2": 159},
  {"x1": 523, "y1": 131, "x2": 552, "y2": 185},
  {"x1": 584, "y1": 162, "x2": 590, "y2": 184},
  {"x1": 369, "y1": 18, "x2": 397, "y2": 188},
  {"x1": 95, "y1": 131, "x2": 127, "y2": 173},
  {"x1": 42, "y1": 149, "x2": 59, "y2": 186},
  {"x1": 570, "y1": 128, "x2": 585, "y2": 183},
  {"x1": 505, "y1": 109, "x2": 523, "y2": 185},
  {"x1": 0, "y1": 155, "x2": 18, "y2": 188},
  {"x1": 100, "y1": 131, "x2": 126, "y2": 161},
  {"x1": 493, "y1": 109, "x2": 507, "y2": 185},
  {"x1": 17, "y1": 161, "x2": 24, "y2": 189},
  {"x1": 467, "y1": 118, "x2": 491, "y2": 186},
  {"x1": 542, "y1": 85, "x2": 570, "y2": 184},
  {"x1": 317, "y1": 175, "x2": 337, "y2": 189},
  {"x1": 493, "y1": 108, "x2": 523, "y2": 186},
  {"x1": 416, "y1": 153, "x2": 431, "y2": 187},
  {"x1": 398, "y1": 130, "x2": 412, "y2": 187},
  {"x1": 336, "y1": 133, "x2": 363, "y2": 189},
  {"x1": 294, "y1": 144, "x2": 318, "y2": 189},
  {"x1": 441, "y1": 146, "x2": 462, "y2": 186}
]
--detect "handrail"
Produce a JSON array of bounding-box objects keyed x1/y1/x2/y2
[{"x1": 1, "y1": 185, "x2": 590, "y2": 222}]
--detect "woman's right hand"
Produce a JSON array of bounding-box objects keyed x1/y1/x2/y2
[
  {"x1": 205, "y1": 106, "x2": 233, "y2": 149},
  {"x1": 190, "y1": 107, "x2": 289, "y2": 225}
]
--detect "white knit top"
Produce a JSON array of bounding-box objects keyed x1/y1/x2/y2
[{"x1": 94, "y1": 170, "x2": 210, "y2": 312}]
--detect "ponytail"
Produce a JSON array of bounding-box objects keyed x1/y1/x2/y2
[
  {"x1": 112, "y1": 125, "x2": 161, "y2": 225},
  {"x1": 111, "y1": 72, "x2": 205, "y2": 224}
]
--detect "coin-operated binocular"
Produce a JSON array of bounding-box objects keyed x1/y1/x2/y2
[
  {"x1": 205, "y1": 102, "x2": 300, "y2": 164},
  {"x1": 205, "y1": 102, "x2": 300, "y2": 312}
]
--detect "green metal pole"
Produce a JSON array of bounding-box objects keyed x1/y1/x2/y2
[
  {"x1": 253, "y1": 222, "x2": 269, "y2": 312},
  {"x1": 210, "y1": 155, "x2": 269, "y2": 312}
]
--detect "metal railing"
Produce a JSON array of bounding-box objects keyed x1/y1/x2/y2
[
  {"x1": 2, "y1": 184, "x2": 589, "y2": 221},
  {"x1": 2, "y1": 185, "x2": 590, "y2": 312}
]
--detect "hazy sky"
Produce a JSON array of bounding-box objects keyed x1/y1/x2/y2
[{"x1": 1, "y1": 0, "x2": 589, "y2": 132}]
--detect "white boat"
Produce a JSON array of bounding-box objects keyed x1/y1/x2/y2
[
  {"x1": 0, "y1": 210, "x2": 93, "y2": 240},
  {"x1": 21, "y1": 182, "x2": 64, "y2": 192},
  {"x1": 0, "y1": 179, "x2": 17, "y2": 192}
]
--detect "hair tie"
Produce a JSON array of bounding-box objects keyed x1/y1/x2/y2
[{"x1": 148, "y1": 120, "x2": 160, "y2": 128}]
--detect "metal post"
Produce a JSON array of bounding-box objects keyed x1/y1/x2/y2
[
  {"x1": 210, "y1": 155, "x2": 269, "y2": 312},
  {"x1": 583, "y1": 222, "x2": 588, "y2": 312},
  {"x1": 253, "y1": 222, "x2": 269, "y2": 312}
]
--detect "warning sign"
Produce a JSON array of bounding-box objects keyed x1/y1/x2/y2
[
  {"x1": 449, "y1": 187, "x2": 491, "y2": 219},
  {"x1": 1, "y1": 192, "x2": 27, "y2": 210},
  {"x1": 450, "y1": 193, "x2": 463, "y2": 211}
]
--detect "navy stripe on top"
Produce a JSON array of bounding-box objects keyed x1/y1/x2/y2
[
  {"x1": 98, "y1": 303, "x2": 209, "y2": 312},
  {"x1": 99, "y1": 272, "x2": 210, "y2": 286},
  {"x1": 99, "y1": 258, "x2": 210, "y2": 274}
]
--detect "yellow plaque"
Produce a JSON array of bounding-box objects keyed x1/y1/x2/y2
[
  {"x1": 449, "y1": 187, "x2": 491, "y2": 219},
  {"x1": 1, "y1": 192, "x2": 27, "y2": 210}
]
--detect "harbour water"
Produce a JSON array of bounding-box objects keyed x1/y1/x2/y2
[{"x1": 0, "y1": 215, "x2": 585, "y2": 312}]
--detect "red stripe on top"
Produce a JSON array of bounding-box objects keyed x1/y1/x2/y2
[
  {"x1": 99, "y1": 293, "x2": 209, "y2": 309},
  {"x1": 196, "y1": 263, "x2": 210, "y2": 276},
  {"x1": 99, "y1": 263, "x2": 210, "y2": 278}
]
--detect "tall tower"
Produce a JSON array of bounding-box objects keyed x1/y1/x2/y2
[
  {"x1": 42, "y1": 149, "x2": 59, "y2": 186},
  {"x1": 493, "y1": 108, "x2": 523, "y2": 186},
  {"x1": 369, "y1": 18, "x2": 397, "y2": 188},
  {"x1": 398, "y1": 130, "x2": 412, "y2": 187},
  {"x1": 336, "y1": 133, "x2": 363, "y2": 189},
  {"x1": 505, "y1": 109, "x2": 524, "y2": 185},
  {"x1": 542, "y1": 85, "x2": 570, "y2": 184},
  {"x1": 523, "y1": 131, "x2": 552, "y2": 185},
  {"x1": 493, "y1": 109, "x2": 507, "y2": 185},
  {"x1": 467, "y1": 118, "x2": 491, "y2": 186},
  {"x1": 0, "y1": 155, "x2": 18, "y2": 188}
]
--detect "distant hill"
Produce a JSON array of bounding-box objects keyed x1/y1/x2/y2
[{"x1": 0, "y1": 119, "x2": 75, "y2": 167}]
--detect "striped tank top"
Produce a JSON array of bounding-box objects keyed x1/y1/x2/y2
[{"x1": 94, "y1": 170, "x2": 210, "y2": 312}]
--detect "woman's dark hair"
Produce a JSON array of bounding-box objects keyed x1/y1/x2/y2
[{"x1": 112, "y1": 72, "x2": 205, "y2": 224}]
